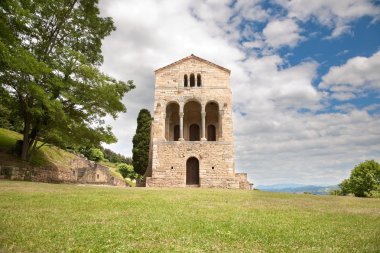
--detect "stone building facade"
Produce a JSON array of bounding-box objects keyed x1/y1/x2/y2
[{"x1": 144, "y1": 55, "x2": 249, "y2": 189}]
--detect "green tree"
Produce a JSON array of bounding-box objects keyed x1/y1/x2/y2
[
  {"x1": 132, "y1": 109, "x2": 152, "y2": 175},
  {"x1": 117, "y1": 163, "x2": 138, "y2": 180},
  {"x1": 339, "y1": 160, "x2": 380, "y2": 197},
  {"x1": 87, "y1": 148, "x2": 104, "y2": 162},
  {"x1": 0, "y1": 0, "x2": 134, "y2": 161}
]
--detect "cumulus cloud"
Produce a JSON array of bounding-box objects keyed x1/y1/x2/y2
[
  {"x1": 99, "y1": 0, "x2": 380, "y2": 185},
  {"x1": 320, "y1": 51, "x2": 380, "y2": 100},
  {"x1": 263, "y1": 19, "x2": 303, "y2": 48},
  {"x1": 275, "y1": 0, "x2": 380, "y2": 38}
]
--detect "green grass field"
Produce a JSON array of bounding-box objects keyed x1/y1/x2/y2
[{"x1": 0, "y1": 181, "x2": 379, "y2": 252}]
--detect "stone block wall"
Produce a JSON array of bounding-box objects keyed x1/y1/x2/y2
[
  {"x1": 146, "y1": 141, "x2": 246, "y2": 188},
  {"x1": 0, "y1": 156, "x2": 126, "y2": 187}
]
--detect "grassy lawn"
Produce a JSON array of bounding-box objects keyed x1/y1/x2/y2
[{"x1": 0, "y1": 181, "x2": 379, "y2": 252}]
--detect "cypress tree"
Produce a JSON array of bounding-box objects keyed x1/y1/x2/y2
[{"x1": 132, "y1": 109, "x2": 152, "y2": 175}]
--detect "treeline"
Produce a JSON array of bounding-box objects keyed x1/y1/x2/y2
[
  {"x1": 76, "y1": 147, "x2": 132, "y2": 164},
  {"x1": 103, "y1": 148, "x2": 132, "y2": 164}
]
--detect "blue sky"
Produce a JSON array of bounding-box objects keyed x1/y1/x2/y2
[{"x1": 99, "y1": 0, "x2": 380, "y2": 186}]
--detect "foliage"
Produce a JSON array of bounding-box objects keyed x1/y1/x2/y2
[
  {"x1": 0, "y1": 0, "x2": 135, "y2": 162},
  {"x1": 339, "y1": 160, "x2": 380, "y2": 197},
  {"x1": 0, "y1": 87, "x2": 23, "y2": 132},
  {"x1": 103, "y1": 148, "x2": 132, "y2": 164},
  {"x1": 329, "y1": 189, "x2": 343, "y2": 196},
  {"x1": 117, "y1": 163, "x2": 138, "y2": 180},
  {"x1": 132, "y1": 109, "x2": 152, "y2": 175},
  {"x1": 1, "y1": 181, "x2": 380, "y2": 252},
  {"x1": 87, "y1": 148, "x2": 104, "y2": 162}
]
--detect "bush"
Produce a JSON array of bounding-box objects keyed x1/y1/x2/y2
[
  {"x1": 118, "y1": 163, "x2": 138, "y2": 181},
  {"x1": 329, "y1": 189, "x2": 343, "y2": 196}
]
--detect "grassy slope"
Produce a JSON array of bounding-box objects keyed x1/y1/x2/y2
[
  {"x1": 0, "y1": 128, "x2": 77, "y2": 167},
  {"x1": 0, "y1": 128, "x2": 123, "y2": 179},
  {"x1": 0, "y1": 181, "x2": 379, "y2": 252}
]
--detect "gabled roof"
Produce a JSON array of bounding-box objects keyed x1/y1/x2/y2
[{"x1": 155, "y1": 54, "x2": 231, "y2": 74}]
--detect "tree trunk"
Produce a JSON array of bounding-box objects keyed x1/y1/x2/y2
[
  {"x1": 21, "y1": 118, "x2": 31, "y2": 161},
  {"x1": 27, "y1": 137, "x2": 39, "y2": 162}
]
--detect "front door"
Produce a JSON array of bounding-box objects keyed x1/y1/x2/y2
[{"x1": 186, "y1": 157, "x2": 199, "y2": 185}]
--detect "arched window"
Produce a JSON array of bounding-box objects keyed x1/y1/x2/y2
[
  {"x1": 189, "y1": 124, "x2": 200, "y2": 141},
  {"x1": 207, "y1": 125, "x2": 216, "y2": 141},
  {"x1": 197, "y1": 74, "x2": 201, "y2": 87},
  {"x1": 174, "y1": 125, "x2": 180, "y2": 141},
  {"x1": 184, "y1": 75, "x2": 188, "y2": 87},
  {"x1": 190, "y1": 73, "x2": 195, "y2": 87}
]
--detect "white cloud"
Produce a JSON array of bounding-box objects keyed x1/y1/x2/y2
[
  {"x1": 263, "y1": 19, "x2": 303, "y2": 48},
  {"x1": 275, "y1": 0, "x2": 380, "y2": 38},
  {"x1": 320, "y1": 51, "x2": 380, "y2": 100},
  {"x1": 99, "y1": 0, "x2": 380, "y2": 186},
  {"x1": 234, "y1": 0, "x2": 269, "y2": 22}
]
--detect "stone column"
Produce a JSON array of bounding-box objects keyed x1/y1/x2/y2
[
  {"x1": 179, "y1": 112, "x2": 184, "y2": 141},
  {"x1": 201, "y1": 111, "x2": 207, "y2": 141},
  {"x1": 218, "y1": 110, "x2": 223, "y2": 141},
  {"x1": 163, "y1": 113, "x2": 167, "y2": 140}
]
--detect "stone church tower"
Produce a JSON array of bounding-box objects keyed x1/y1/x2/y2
[{"x1": 144, "y1": 55, "x2": 249, "y2": 189}]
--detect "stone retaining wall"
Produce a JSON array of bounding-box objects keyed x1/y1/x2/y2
[{"x1": 0, "y1": 157, "x2": 126, "y2": 187}]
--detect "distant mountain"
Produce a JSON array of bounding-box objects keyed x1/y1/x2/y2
[
  {"x1": 256, "y1": 184, "x2": 339, "y2": 195},
  {"x1": 256, "y1": 184, "x2": 306, "y2": 190}
]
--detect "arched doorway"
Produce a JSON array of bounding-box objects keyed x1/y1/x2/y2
[
  {"x1": 186, "y1": 157, "x2": 199, "y2": 185},
  {"x1": 189, "y1": 124, "x2": 200, "y2": 141}
]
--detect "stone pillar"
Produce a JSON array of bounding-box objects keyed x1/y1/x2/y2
[
  {"x1": 218, "y1": 110, "x2": 223, "y2": 141},
  {"x1": 201, "y1": 111, "x2": 207, "y2": 141},
  {"x1": 163, "y1": 113, "x2": 167, "y2": 140},
  {"x1": 179, "y1": 112, "x2": 184, "y2": 141}
]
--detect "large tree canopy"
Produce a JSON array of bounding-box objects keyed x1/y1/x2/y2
[
  {"x1": 0, "y1": 0, "x2": 134, "y2": 161},
  {"x1": 132, "y1": 109, "x2": 152, "y2": 175}
]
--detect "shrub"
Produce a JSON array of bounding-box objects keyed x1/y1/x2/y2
[{"x1": 118, "y1": 163, "x2": 138, "y2": 181}]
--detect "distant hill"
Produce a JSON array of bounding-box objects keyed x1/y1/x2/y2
[{"x1": 256, "y1": 184, "x2": 339, "y2": 195}]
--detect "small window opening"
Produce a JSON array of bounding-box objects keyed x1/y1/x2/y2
[
  {"x1": 171, "y1": 166, "x2": 174, "y2": 170},
  {"x1": 73, "y1": 170, "x2": 75, "y2": 176},
  {"x1": 97, "y1": 174, "x2": 99, "y2": 179},
  {"x1": 190, "y1": 73, "x2": 195, "y2": 87},
  {"x1": 212, "y1": 166, "x2": 214, "y2": 170},
  {"x1": 197, "y1": 74, "x2": 201, "y2": 87},
  {"x1": 184, "y1": 75, "x2": 188, "y2": 87}
]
